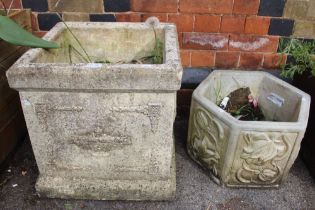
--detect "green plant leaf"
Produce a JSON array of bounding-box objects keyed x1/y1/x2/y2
[
  {"x1": 0, "y1": 15, "x2": 59, "y2": 49},
  {"x1": 279, "y1": 38, "x2": 315, "y2": 79}
]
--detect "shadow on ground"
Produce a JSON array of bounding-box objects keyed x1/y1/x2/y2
[{"x1": 0, "y1": 116, "x2": 315, "y2": 210}]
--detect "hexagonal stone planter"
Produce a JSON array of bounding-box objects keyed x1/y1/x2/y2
[
  {"x1": 187, "y1": 70, "x2": 310, "y2": 188},
  {"x1": 6, "y1": 22, "x2": 182, "y2": 200}
]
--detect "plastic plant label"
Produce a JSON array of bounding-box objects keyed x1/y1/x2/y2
[
  {"x1": 267, "y1": 93, "x2": 285, "y2": 107},
  {"x1": 219, "y1": 97, "x2": 230, "y2": 109}
]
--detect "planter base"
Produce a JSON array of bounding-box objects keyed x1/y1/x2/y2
[{"x1": 36, "y1": 149, "x2": 176, "y2": 201}]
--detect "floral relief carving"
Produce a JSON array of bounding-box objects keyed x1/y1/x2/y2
[
  {"x1": 188, "y1": 107, "x2": 224, "y2": 177},
  {"x1": 236, "y1": 132, "x2": 292, "y2": 185}
]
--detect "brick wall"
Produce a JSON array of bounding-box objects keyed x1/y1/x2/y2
[{"x1": 0, "y1": 0, "x2": 309, "y2": 70}]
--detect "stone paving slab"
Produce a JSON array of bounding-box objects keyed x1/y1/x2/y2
[{"x1": 0, "y1": 116, "x2": 315, "y2": 210}]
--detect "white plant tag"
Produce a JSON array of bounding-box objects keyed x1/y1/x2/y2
[
  {"x1": 219, "y1": 97, "x2": 230, "y2": 109},
  {"x1": 267, "y1": 93, "x2": 285, "y2": 107}
]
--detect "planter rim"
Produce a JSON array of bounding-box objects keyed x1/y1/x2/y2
[
  {"x1": 6, "y1": 22, "x2": 182, "y2": 91},
  {"x1": 193, "y1": 70, "x2": 311, "y2": 129}
]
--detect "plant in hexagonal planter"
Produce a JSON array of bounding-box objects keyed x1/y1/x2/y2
[
  {"x1": 187, "y1": 70, "x2": 310, "y2": 187},
  {"x1": 6, "y1": 21, "x2": 182, "y2": 200}
]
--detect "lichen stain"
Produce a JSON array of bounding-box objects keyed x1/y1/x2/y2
[
  {"x1": 184, "y1": 34, "x2": 228, "y2": 49},
  {"x1": 230, "y1": 38, "x2": 269, "y2": 51}
]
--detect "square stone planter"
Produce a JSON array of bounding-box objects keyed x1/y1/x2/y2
[
  {"x1": 187, "y1": 70, "x2": 310, "y2": 188},
  {"x1": 6, "y1": 22, "x2": 182, "y2": 200}
]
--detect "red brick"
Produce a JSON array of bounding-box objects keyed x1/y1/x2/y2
[
  {"x1": 263, "y1": 53, "x2": 287, "y2": 69},
  {"x1": 180, "y1": 0, "x2": 233, "y2": 14},
  {"x1": 233, "y1": 0, "x2": 260, "y2": 15},
  {"x1": 141, "y1": 13, "x2": 167, "y2": 22},
  {"x1": 195, "y1": 15, "x2": 221, "y2": 33},
  {"x1": 131, "y1": 0, "x2": 178, "y2": 13},
  {"x1": 215, "y1": 52, "x2": 240, "y2": 69},
  {"x1": 0, "y1": 0, "x2": 21, "y2": 9},
  {"x1": 245, "y1": 16, "x2": 270, "y2": 35},
  {"x1": 116, "y1": 13, "x2": 141, "y2": 22},
  {"x1": 180, "y1": 50, "x2": 191, "y2": 67},
  {"x1": 31, "y1": 12, "x2": 39, "y2": 31},
  {"x1": 191, "y1": 50, "x2": 215, "y2": 67},
  {"x1": 183, "y1": 33, "x2": 229, "y2": 50},
  {"x1": 168, "y1": 14, "x2": 193, "y2": 32},
  {"x1": 221, "y1": 15, "x2": 245, "y2": 33},
  {"x1": 33, "y1": 31, "x2": 47, "y2": 38},
  {"x1": 239, "y1": 53, "x2": 263, "y2": 69},
  {"x1": 229, "y1": 35, "x2": 279, "y2": 53}
]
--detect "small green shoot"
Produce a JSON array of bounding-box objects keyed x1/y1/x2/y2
[
  {"x1": 214, "y1": 80, "x2": 223, "y2": 106},
  {"x1": 151, "y1": 24, "x2": 163, "y2": 64},
  {"x1": 152, "y1": 37, "x2": 163, "y2": 64}
]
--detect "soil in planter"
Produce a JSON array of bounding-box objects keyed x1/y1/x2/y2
[{"x1": 219, "y1": 87, "x2": 265, "y2": 121}]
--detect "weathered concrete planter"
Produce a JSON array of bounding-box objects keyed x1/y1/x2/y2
[
  {"x1": 187, "y1": 70, "x2": 310, "y2": 188},
  {"x1": 6, "y1": 22, "x2": 182, "y2": 200}
]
